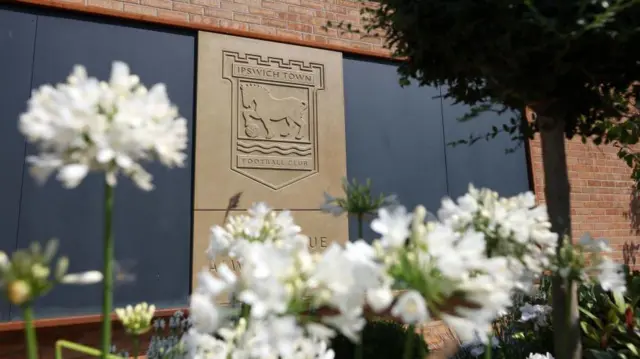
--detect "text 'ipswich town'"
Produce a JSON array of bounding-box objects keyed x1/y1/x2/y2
[{"x1": 232, "y1": 64, "x2": 314, "y2": 85}]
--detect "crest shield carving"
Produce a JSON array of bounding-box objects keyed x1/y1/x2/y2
[{"x1": 223, "y1": 51, "x2": 324, "y2": 190}]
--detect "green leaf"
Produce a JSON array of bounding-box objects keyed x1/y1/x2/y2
[
  {"x1": 614, "y1": 291, "x2": 627, "y2": 313},
  {"x1": 581, "y1": 321, "x2": 600, "y2": 341},
  {"x1": 55, "y1": 257, "x2": 69, "y2": 280},
  {"x1": 43, "y1": 239, "x2": 59, "y2": 263},
  {"x1": 626, "y1": 343, "x2": 640, "y2": 356},
  {"x1": 581, "y1": 306, "x2": 604, "y2": 329},
  {"x1": 585, "y1": 349, "x2": 616, "y2": 359},
  {"x1": 606, "y1": 308, "x2": 621, "y2": 326}
]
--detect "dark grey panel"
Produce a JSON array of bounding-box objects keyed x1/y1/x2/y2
[
  {"x1": 0, "y1": 8, "x2": 37, "y2": 322},
  {"x1": 441, "y1": 93, "x2": 530, "y2": 199},
  {"x1": 342, "y1": 57, "x2": 449, "y2": 242},
  {"x1": 13, "y1": 13, "x2": 195, "y2": 319}
]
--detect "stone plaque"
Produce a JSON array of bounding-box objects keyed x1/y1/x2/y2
[
  {"x1": 191, "y1": 210, "x2": 349, "y2": 293},
  {"x1": 227, "y1": 53, "x2": 322, "y2": 189},
  {"x1": 195, "y1": 32, "x2": 347, "y2": 210}
]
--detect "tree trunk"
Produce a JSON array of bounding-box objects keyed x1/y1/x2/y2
[{"x1": 537, "y1": 115, "x2": 581, "y2": 359}]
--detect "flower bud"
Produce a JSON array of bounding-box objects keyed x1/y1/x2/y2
[
  {"x1": 0, "y1": 252, "x2": 9, "y2": 270},
  {"x1": 61, "y1": 270, "x2": 103, "y2": 285},
  {"x1": 116, "y1": 301, "x2": 156, "y2": 335},
  {"x1": 284, "y1": 283, "x2": 295, "y2": 296},
  {"x1": 55, "y1": 257, "x2": 69, "y2": 279},
  {"x1": 413, "y1": 206, "x2": 427, "y2": 226},
  {"x1": 32, "y1": 263, "x2": 50, "y2": 280},
  {"x1": 7, "y1": 280, "x2": 31, "y2": 305}
]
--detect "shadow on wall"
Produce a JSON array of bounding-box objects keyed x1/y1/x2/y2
[
  {"x1": 628, "y1": 188, "x2": 640, "y2": 235},
  {"x1": 624, "y1": 241, "x2": 639, "y2": 267},
  {"x1": 624, "y1": 188, "x2": 640, "y2": 266}
]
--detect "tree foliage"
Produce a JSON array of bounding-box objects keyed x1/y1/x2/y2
[{"x1": 351, "y1": 0, "x2": 640, "y2": 185}]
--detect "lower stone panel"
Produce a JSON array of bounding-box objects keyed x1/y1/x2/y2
[{"x1": 191, "y1": 209, "x2": 349, "y2": 291}]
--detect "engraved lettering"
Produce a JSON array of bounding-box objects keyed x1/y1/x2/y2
[
  {"x1": 233, "y1": 64, "x2": 314, "y2": 85},
  {"x1": 308, "y1": 236, "x2": 328, "y2": 249},
  {"x1": 237, "y1": 155, "x2": 314, "y2": 171},
  {"x1": 210, "y1": 258, "x2": 242, "y2": 273},
  {"x1": 210, "y1": 237, "x2": 329, "y2": 274}
]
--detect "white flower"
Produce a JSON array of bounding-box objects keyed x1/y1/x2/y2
[
  {"x1": 519, "y1": 303, "x2": 552, "y2": 329},
  {"x1": 423, "y1": 224, "x2": 488, "y2": 280},
  {"x1": 433, "y1": 185, "x2": 556, "y2": 291},
  {"x1": 248, "y1": 202, "x2": 271, "y2": 219},
  {"x1": 196, "y1": 268, "x2": 235, "y2": 298},
  {"x1": 596, "y1": 257, "x2": 627, "y2": 294},
  {"x1": 390, "y1": 290, "x2": 429, "y2": 324},
  {"x1": 236, "y1": 242, "x2": 296, "y2": 317},
  {"x1": 181, "y1": 329, "x2": 230, "y2": 359},
  {"x1": 439, "y1": 314, "x2": 492, "y2": 343},
  {"x1": 579, "y1": 233, "x2": 612, "y2": 253},
  {"x1": 321, "y1": 307, "x2": 365, "y2": 342},
  {"x1": 19, "y1": 61, "x2": 188, "y2": 190},
  {"x1": 463, "y1": 334, "x2": 500, "y2": 357},
  {"x1": 274, "y1": 210, "x2": 303, "y2": 241},
  {"x1": 189, "y1": 292, "x2": 222, "y2": 334},
  {"x1": 189, "y1": 270, "x2": 233, "y2": 334},
  {"x1": 527, "y1": 353, "x2": 554, "y2": 359},
  {"x1": 213, "y1": 204, "x2": 306, "y2": 256},
  {"x1": 207, "y1": 226, "x2": 233, "y2": 260},
  {"x1": 309, "y1": 244, "x2": 361, "y2": 311},
  {"x1": 0, "y1": 252, "x2": 9, "y2": 271},
  {"x1": 61, "y1": 270, "x2": 103, "y2": 284},
  {"x1": 366, "y1": 287, "x2": 394, "y2": 313},
  {"x1": 371, "y1": 206, "x2": 412, "y2": 248},
  {"x1": 343, "y1": 240, "x2": 392, "y2": 312}
]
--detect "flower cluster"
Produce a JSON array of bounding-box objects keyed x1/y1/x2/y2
[
  {"x1": 184, "y1": 185, "x2": 627, "y2": 358},
  {"x1": 519, "y1": 303, "x2": 552, "y2": 330},
  {"x1": 369, "y1": 185, "x2": 559, "y2": 342},
  {"x1": 437, "y1": 185, "x2": 558, "y2": 290},
  {"x1": 115, "y1": 302, "x2": 156, "y2": 335},
  {"x1": 19, "y1": 62, "x2": 188, "y2": 190},
  {"x1": 527, "y1": 353, "x2": 554, "y2": 359},
  {"x1": 459, "y1": 335, "x2": 501, "y2": 357},
  {"x1": 0, "y1": 240, "x2": 102, "y2": 306},
  {"x1": 553, "y1": 233, "x2": 627, "y2": 295},
  {"x1": 579, "y1": 233, "x2": 627, "y2": 294},
  {"x1": 187, "y1": 203, "x2": 396, "y2": 358}
]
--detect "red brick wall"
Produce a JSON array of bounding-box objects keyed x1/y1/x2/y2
[
  {"x1": 42, "y1": 0, "x2": 387, "y2": 54},
  {"x1": 529, "y1": 136, "x2": 640, "y2": 267}
]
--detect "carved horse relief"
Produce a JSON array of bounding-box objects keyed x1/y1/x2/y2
[{"x1": 240, "y1": 83, "x2": 308, "y2": 140}]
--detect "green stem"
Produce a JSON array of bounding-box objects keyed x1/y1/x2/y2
[
  {"x1": 484, "y1": 335, "x2": 492, "y2": 359},
  {"x1": 355, "y1": 338, "x2": 363, "y2": 359},
  {"x1": 132, "y1": 336, "x2": 140, "y2": 359},
  {"x1": 357, "y1": 213, "x2": 364, "y2": 239},
  {"x1": 404, "y1": 325, "x2": 415, "y2": 359},
  {"x1": 101, "y1": 183, "x2": 115, "y2": 359},
  {"x1": 241, "y1": 303, "x2": 251, "y2": 319},
  {"x1": 354, "y1": 213, "x2": 365, "y2": 359},
  {"x1": 55, "y1": 340, "x2": 122, "y2": 359},
  {"x1": 418, "y1": 327, "x2": 425, "y2": 359},
  {"x1": 23, "y1": 304, "x2": 39, "y2": 359}
]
